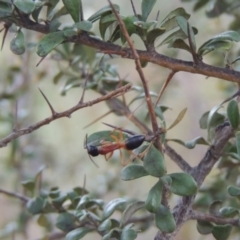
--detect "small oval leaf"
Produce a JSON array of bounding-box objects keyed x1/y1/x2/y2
[
  {"x1": 10, "y1": 30, "x2": 25, "y2": 55},
  {"x1": 66, "y1": 227, "x2": 93, "y2": 240},
  {"x1": 219, "y1": 207, "x2": 239, "y2": 218},
  {"x1": 102, "y1": 198, "x2": 126, "y2": 220},
  {"x1": 155, "y1": 205, "x2": 176, "y2": 233},
  {"x1": 197, "y1": 220, "x2": 213, "y2": 235},
  {"x1": 37, "y1": 31, "x2": 66, "y2": 57},
  {"x1": 227, "y1": 100, "x2": 239, "y2": 130},
  {"x1": 141, "y1": 0, "x2": 157, "y2": 21},
  {"x1": 26, "y1": 197, "x2": 45, "y2": 215},
  {"x1": 62, "y1": 0, "x2": 81, "y2": 23},
  {"x1": 14, "y1": 0, "x2": 36, "y2": 14},
  {"x1": 212, "y1": 225, "x2": 232, "y2": 240},
  {"x1": 121, "y1": 165, "x2": 149, "y2": 181},
  {"x1": 145, "y1": 180, "x2": 163, "y2": 213},
  {"x1": 143, "y1": 145, "x2": 166, "y2": 177},
  {"x1": 168, "y1": 172, "x2": 197, "y2": 196},
  {"x1": 56, "y1": 212, "x2": 76, "y2": 232},
  {"x1": 121, "y1": 201, "x2": 145, "y2": 226},
  {"x1": 120, "y1": 228, "x2": 137, "y2": 240},
  {"x1": 227, "y1": 185, "x2": 240, "y2": 197}
]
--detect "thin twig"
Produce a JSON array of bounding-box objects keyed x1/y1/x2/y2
[
  {"x1": 155, "y1": 70, "x2": 177, "y2": 107},
  {"x1": 79, "y1": 73, "x2": 89, "y2": 103},
  {"x1": 0, "y1": 84, "x2": 132, "y2": 147},
  {"x1": 13, "y1": 100, "x2": 18, "y2": 132},
  {"x1": 130, "y1": 0, "x2": 137, "y2": 17},
  {"x1": 0, "y1": 188, "x2": 30, "y2": 203},
  {"x1": 164, "y1": 143, "x2": 192, "y2": 173},
  {"x1": 108, "y1": 0, "x2": 161, "y2": 152},
  {"x1": 3, "y1": 18, "x2": 240, "y2": 84},
  {"x1": 190, "y1": 210, "x2": 239, "y2": 227}
]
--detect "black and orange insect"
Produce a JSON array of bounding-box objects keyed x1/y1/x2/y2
[{"x1": 84, "y1": 126, "x2": 150, "y2": 166}]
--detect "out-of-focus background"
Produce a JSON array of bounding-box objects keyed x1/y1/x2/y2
[{"x1": 0, "y1": 0, "x2": 238, "y2": 239}]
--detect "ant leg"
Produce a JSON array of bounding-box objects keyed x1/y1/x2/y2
[{"x1": 105, "y1": 152, "x2": 113, "y2": 161}]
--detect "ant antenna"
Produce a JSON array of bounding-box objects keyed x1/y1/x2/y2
[{"x1": 84, "y1": 134, "x2": 99, "y2": 168}]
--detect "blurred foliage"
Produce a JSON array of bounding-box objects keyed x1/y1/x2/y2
[{"x1": 0, "y1": 0, "x2": 240, "y2": 240}]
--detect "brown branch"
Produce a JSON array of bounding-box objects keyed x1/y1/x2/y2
[
  {"x1": 0, "y1": 188, "x2": 29, "y2": 203},
  {"x1": 3, "y1": 18, "x2": 240, "y2": 84},
  {"x1": 164, "y1": 143, "x2": 192, "y2": 173},
  {"x1": 190, "y1": 210, "x2": 239, "y2": 227},
  {"x1": 155, "y1": 70, "x2": 177, "y2": 107},
  {"x1": 0, "y1": 84, "x2": 132, "y2": 147},
  {"x1": 108, "y1": 0, "x2": 161, "y2": 152}
]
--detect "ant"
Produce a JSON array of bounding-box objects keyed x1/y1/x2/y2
[{"x1": 84, "y1": 124, "x2": 154, "y2": 166}]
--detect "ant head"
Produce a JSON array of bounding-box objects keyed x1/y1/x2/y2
[{"x1": 84, "y1": 134, "x2": 99, "y2": 168}]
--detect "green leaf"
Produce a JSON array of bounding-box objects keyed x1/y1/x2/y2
[
  {"x1": 159, "y1": 7, "x2": 190, "y2": 31},
  {"x1": 56, "y1": 212, "x2": 76, "y2": 232},
  {"x1": 88, "y1": 4, "x2": 120, "y2": 23},
  {"x1": 197, "y1": 220, "x2": 213, "y2": 235},
  {"x1": 26, "y1": 197, "x2": 45, "y2": 215},
  {"x1": 227, "y1": 185, "x2": 240, "y2": 197},
  {"x1": 227, "y1": 100, "x2": 239, "y2": 130},
  {"x1": 121, "y1": 165, "x2": 149, "y2": 181},
  {"x1": 37, "y1": 214, "x2": 49, "y2": 227},
  {"x1": 102, "y1": 198, "x2": 127, "y2": 220},
  {"x1": 21, "y1": 180, "x2": 35, "y2": 193},
  {"x1": 168, "y1": 38, "x2": 191, "y2": 52},
  {"x1": 155, "y1": 205, "x2": 176, "y2": 233},
  {"x1": 102, "y1": 228, "x2": 121, "y2": 240},
  {"x1": 66, "y1": 227, "x2": 93, "y2": 240},
  {"x1": 209, "y1": 200, "x2": 222, "y2": 215},
  {"x1": 199, "y1": 111, "x2": 225, "y2": 129},
  {"x1": 146, "y1": 28, "x2": 166, "y2": 46},
  {"x1": 14, "y1": 0, "x2": 35, "y2": 14},
  {"x1": 198, "y1": 40, "x2": 232, "y2": 56},
  {"x1": 159, "y1": 27, "x2": 198, "y2": 47},
  {"x1": 10, "y1": 30, "x2": 25, "y2": 55},
  {"x1": 62, "y1": 0, "x2": 81, "y2": 23},
  {"x1": 235, "y1": 131, "x2": 240, "y2": 161},
  {"x1": 212, "y1": 225, "x2": 232, "y2": 240},
  {"x1": 0, "y1": 2, "x2": 12, "y2": 18},
  {"x1": 120, "y1": 228, "x2": 137, "y2": 240},
  {"x1": 219, "y1": 207, "x2": 239, "y2": 218},
  {"x1": 121, "y1": 16, "x2": 138, "y2": 43},
  {"x1": 100, "y1": 12, "x2": 117, "y2": 40},
  {"x1": 176, "y1": 16, "x2": 196, "y2": 51},
  {"x1": 145, "y1": 180, "x2": 163, "y2": 213},
  {"x1": 167, "y1": 108, "x2": 187, "y2": 130},
  {"x1": 198, "y1": 31, "x2": 240, "y2": 56},
  {"x1": 143, "y1": 145, "x2": 166, "y2": 177},
  {"x1": 73, "y1": 21, "x2": 92, "y2": 31},
  {"x1": 37, "y1": 31, "x2": 66, "y2": 57},
  {"x1": 168, "y1": 173, "x2": 197, "y2": 196},
  {"x1": 141, "y1": 0, "x2": 157, "y2": 21},
  {"x1": 167, "y1": 137, "x2": 209, "y2": 149},
  {"x1": 98, "y1": 219, "x2": 112, "y2": 231},
  {"x1": 184, "y1": 137, "x2": 209, "y2": 148},
  {"x1": 207, "y1": 105, "x2": 222, "y2": 139},
  {"x1": 121, "y1": 201, "x2": 145, "y2": 226}
]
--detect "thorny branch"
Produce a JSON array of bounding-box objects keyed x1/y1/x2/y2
[
  {"x1": 108, "y1": 0, "x2": 161, "y2": 152},
  {"x1": 0, "y1": 84, "x2": 132, "y2": 147},
  {"x1": 2, "y1": 18, "x2": 240, "y2": 83},
  {"x1": 0, "y1": 188, "x2": 29, "y2": 203}
]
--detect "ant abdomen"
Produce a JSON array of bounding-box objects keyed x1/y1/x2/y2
[
  {"x1": 87, "y1": 145, "x2": 99, "y2": 157},
  {"x1": 125, "y1": 135, "x2": 145, "y2": 150}
]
